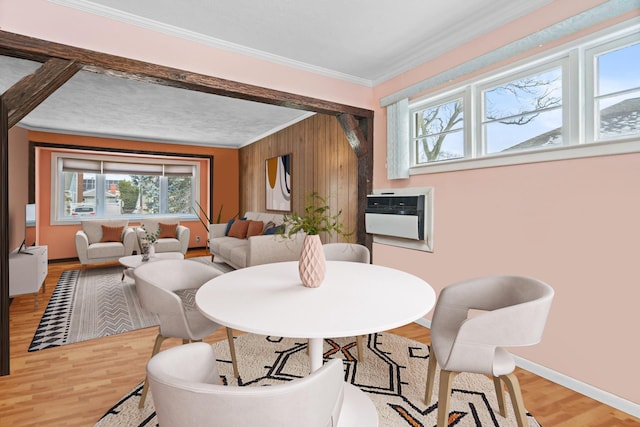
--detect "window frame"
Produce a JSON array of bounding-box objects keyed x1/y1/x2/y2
[
  {"x1": 409, "y1": 89, "x2": 470, "y2": 166},
  {"x1": 408, "y1": 20, "x2": 640, "y2": 176},
  {"x1": 476, "y1": 57, "x2": 570, "y2": 157},
  {"x1": 51, "y1": 151, "x2": 201, "y2": 225}
]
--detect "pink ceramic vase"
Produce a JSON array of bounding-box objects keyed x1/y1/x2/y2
[{"x1": 298, "y1": 234, "x2": 326, "y2": 288}]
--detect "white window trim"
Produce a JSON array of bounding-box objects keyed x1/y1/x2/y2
[
  {"x1": 51, "y1": 151, "x2": 201, "y2": 225},
  {"x1": 409, "y1": 89, "x2": 468, "y2": 166},
  {"x1": 406, "y1": 19, "x2": 640, "y2": 175}
]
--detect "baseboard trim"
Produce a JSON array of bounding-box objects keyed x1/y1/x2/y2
[{"x1": 412, "y1": 318, "x2": 639, "y2": 418}]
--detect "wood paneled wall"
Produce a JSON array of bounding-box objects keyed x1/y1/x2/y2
[{"x1": 239, "y1": 114, "x2": 358, "y2": 243}]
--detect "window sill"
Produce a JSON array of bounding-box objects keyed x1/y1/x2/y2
[{"x1": 410, "y1": 137, "x2": 640, "y2": 175}]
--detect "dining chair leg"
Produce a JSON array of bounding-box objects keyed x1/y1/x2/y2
[
  {"x1": 493, "y1": 376, "x2": 507, "y2": 417},
  {"x1": 356, "y1": 335, "x2": 365, "y2": 361},
  {"x1": 424, "y1": 346, "x2": 437, "y2": 404},
  {"x1": 437, "y1": 369, "x2": 457, "y2": 427},
  {"x1": 501, "y1": 372, "x2": 528, "y2": 427},
  {"x1": 139, "y1": 334, "x2": 166, "y2": 408},
  {"x1": 226, "y1": 327, "x2": 239, "y2": 378}
]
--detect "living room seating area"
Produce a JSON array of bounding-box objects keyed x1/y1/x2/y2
[
  {"x1": 75, "y1": 219, "x2": 136, "y2": 266},
  {"x1": 209, "y1": 211, "x2": 304, "y2": 269}
]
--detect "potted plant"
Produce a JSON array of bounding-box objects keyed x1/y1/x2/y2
[
  {"x1": 281, "y1": 192, "x2": 350, "y2": 287},
  {"x1": 138, "y1": 223, "x2": 160, "y2": 260}
]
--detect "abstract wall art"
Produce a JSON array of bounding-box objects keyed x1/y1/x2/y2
[{"x1": 265, "y1": 154, "x2": 291, "y2": 211}]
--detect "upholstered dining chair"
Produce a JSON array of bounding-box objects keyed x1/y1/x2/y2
[
  {"x1": 322, "y1": 243, "x2": 371, "y2": 361},
  {"x1": 134, "y1": 259, "x2": 239, "y2": 408},
  {"x1": 147, "y1": 342, "x2": 378, "y2": 427},
  {"x1": 424, "y1": 275, "x2": 554, "y2": 427}
]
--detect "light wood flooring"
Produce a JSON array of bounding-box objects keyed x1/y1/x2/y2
[{"x1": 1, "y1": 249, "x2": 638, "y2": 426}]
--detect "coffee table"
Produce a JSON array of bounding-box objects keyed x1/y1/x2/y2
[{"x1": 119, "y1": 252, "x2": 184, "y2": 280}]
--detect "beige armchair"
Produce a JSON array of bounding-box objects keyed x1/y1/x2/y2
[
  {"x1": 424, "y1": 275, "x2": 554, "y2": 427},
  {"x1": 323, "y1": 243, "x2": 371, "y2": 361},
  {"x1": 147, "y1": 342, "x2": 378, "y2": 427},
  {"x1": 75, "y1": 219, "x2": 136, "y2": 266},
  {"x1": 134, "y1": 259, "x2": 239, "y2": 408},
  {"x1": 137, "y1": 217, "x2": 190, "y2": 255}
]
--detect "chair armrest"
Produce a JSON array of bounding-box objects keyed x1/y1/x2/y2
[
  {"x1": 122, "y1": 227, "x2": 136, "y2": 255},
  {"x1": 75, "y1": 230, "x2": 90, "y2": 264},
  {"x1": 246, "y1": 233, "x2": 304, "y2": 266},
  {"x1": 176, "y1": 225, "x2": 190, "y2": 254},
  {"x1": 209, "y1": 223, "x2": 227, "y2": 240}
]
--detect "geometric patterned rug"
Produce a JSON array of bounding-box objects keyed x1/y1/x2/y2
[
  {"x1": 95, "y1": 332, "x2": 542, "y2": 427},
  {"x1": 28, "y1": 256, "x2": 231, "y2": 352},
  {"x1": 28, "y1": 266, "x2": 159, "y2": 352}
]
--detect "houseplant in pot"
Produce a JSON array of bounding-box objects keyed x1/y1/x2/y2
[{"x1": 281, "y1": 192, "x2": 350, "y2": 288}]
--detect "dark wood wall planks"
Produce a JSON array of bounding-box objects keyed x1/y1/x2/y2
[{"x1": 240, "y1": 114, "x2": 358, "y2": 243}]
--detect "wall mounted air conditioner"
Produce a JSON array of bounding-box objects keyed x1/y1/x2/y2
[
  {"x1": 365, "y1": 187, "x2": 434, "y2": 252},
  {"x1": 365, "y1": 194, "x2": 424, "y2": 240}
]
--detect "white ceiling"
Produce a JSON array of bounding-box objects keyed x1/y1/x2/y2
[{"x1": 1, "y1": 0, "x2": 552, "y2": 147}]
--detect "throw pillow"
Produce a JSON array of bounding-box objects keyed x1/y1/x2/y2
[
  {"x1": 263, "y1": 220, "x2": 276, "y2": 233},
  {"x1": 246, "y1": 220, "x2": 264, "y2": 237},
  {"x1": 228, "y1": 219, "x2": 250, "y2": 239},
  {"x1": 263, "y1": 224, "x2": 285, "y2": 235},
  {"x1": 100, "y1": 225, "x2": 124, "y2": 242},
  {"x1": 225, "y1": 217, "x2": 247, "y2": 236},
  {"x1": 225, "y1": 219, "x2": 235, "y2": 236},
  {"x1": 158, "y1": 222, "x2": 178, "y2": 238}
]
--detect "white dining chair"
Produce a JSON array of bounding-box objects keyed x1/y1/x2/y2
[
  {"x1": 424, "y1": 275, "x2": 554, "y2": 427},
  {"x1": 134, "y1": 259, "x2": 239, "y2": 408},
  {"x1": 147, "y1": 342, "x2": 378, "y2": 426},
  {"x1": 323, "y1": 243, "x2": 371, "y2": 360}
]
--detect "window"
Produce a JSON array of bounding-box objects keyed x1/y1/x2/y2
[
  {"x1": 54, "y1": 152, "x2": 199, "y2": 223},
  {"x1": 412, "y1": 95, "x2": 465, "y2": 164},
  {"x1": 591, "y1": 38, "x2": 640, "y2": 142},
  {"x1": 482, "y1": 66, "x2": 563, "y2": 155},
  {"x1": 407, "y1": 22, "x2": 640, "y2": 174}
]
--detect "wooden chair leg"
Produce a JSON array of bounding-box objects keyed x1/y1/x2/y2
[
  {"x1": 437, "y1": 370, "x2": 457, "y2": 427},
  {"x1": 356, "y1": 335, "x2": 365, "y2": 361},
  {"x1": 424, "y1": 345, "x2": 437, "y2": 404},
  {"x1": 493, "y1": 376, "x2": 507, "y2": 417},
  {"x1": 501, "y1": 372, "x2": 528, "y2": 427},
  {"x1": 139, "y1": 334, "x2": 166, "y2": 408},
  {"x1": 226, "y1": 327, "x2": 239, "y2": 378}
]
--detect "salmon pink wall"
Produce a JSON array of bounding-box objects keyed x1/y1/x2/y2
[
  {"x1": 28, "y1": 131, "x2": 239, "y2": 260},
  {"x1": 370, "y1": 2, "x2": 640, "y2": 408}
]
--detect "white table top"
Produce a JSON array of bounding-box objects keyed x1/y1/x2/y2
[
  {"x1": 119, "y1": 252, "x2": 184, "y2": 269},
  {"x1": 196, "y1": 261, "x2": 435, "y2": 339}
]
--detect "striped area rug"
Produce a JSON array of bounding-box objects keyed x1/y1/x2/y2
[
  {"x1": 28, "y1": 266, "x2": 159, "y2": 351},
  {"x1": 28, "y1": 256, "x2": 229, "y2": 352},
  {"x1": 95, "y1": 332, "x2": 542, "y2": 427}
]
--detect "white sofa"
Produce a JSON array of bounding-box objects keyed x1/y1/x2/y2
[
  {"x1": 209, "y1": 211, "x2": 304, "y2": 270},
  {"x1": 75, "y1": 219, "x2": 136, "y2": 266},
  {"x1": 136, "y1": 217, "x2": 190, "y2": 255}
]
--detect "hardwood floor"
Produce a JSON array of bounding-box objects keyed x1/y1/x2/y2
[{"x1": 1, "y1": 249, "x2": 638, "y2": 426}]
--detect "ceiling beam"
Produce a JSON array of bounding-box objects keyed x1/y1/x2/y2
[
  {"x1": 3, "y1": 58, "x2": 82, "y2": 128},
  {"x1": 0, "y1": 30, "x2": 373, "y2": 119}
]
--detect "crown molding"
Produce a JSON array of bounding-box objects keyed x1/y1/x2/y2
[{"x1": 50, "y1": 0, "x2": 373, "y2": 87}]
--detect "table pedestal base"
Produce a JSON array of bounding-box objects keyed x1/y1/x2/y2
[{"x1": 309, "y1": 337, "x2": 323, "y2": 372}]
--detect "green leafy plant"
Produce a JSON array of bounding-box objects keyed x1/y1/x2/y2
[
  {"x1": 281, "y1": 192, "x2": 350, "y2": 237},
  {"x1": 140, "y1": 223, "x2": 160, "y2": 245}
]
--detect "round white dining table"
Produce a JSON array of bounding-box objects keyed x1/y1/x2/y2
[{"x1": 196, "y1": 260, "x2": 435, "y2": 372}]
